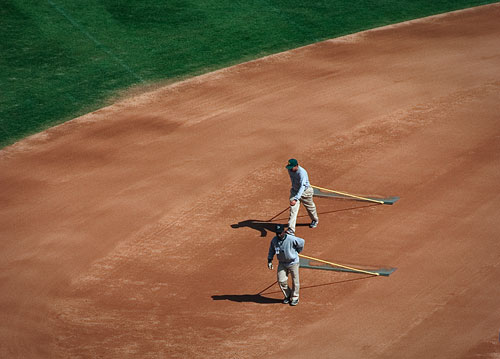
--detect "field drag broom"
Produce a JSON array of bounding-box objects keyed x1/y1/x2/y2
[
  {"x1": 312, "y1": 185, "x2": 399, "y2": 205},
  {"x1": 299, "y1": 254, "x2": 397, "y2": 277}
]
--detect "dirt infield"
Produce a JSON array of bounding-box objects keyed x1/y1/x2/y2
[{"x1": 1, "y1": 4, "x2": 500, "y2": 358}]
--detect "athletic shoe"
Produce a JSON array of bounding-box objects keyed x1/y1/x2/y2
[
  {"x1": 283, "y1": 297, "x2": 290, "y2": 304},
  {"x1": 309, "y1": 220, "x2": 318, "y2": 228},
  {"x1": 290, "y1": 299, "x2": 299, "y2": 306}
]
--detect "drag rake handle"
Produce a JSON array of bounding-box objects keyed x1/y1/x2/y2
[{"x1": 299, "y1": 254, "x2": 380, "y2": 276}]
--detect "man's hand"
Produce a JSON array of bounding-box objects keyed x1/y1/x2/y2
[
  {"x1": 267, "y1": 262, "x2": 274, "y2": 270},
  {"x1": 290, "y1": 199, "x2": 297, "y2": 206}
]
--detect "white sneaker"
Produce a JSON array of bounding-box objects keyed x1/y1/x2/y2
[{"x1": 309, "y1": 220, "x2": 318, "y2": 228}]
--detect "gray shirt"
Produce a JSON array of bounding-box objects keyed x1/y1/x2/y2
[
  {"x1": 268, "y1": 234, "x2": 305, "y2": 267},
  {"x1": 288, "y1": 166, "x2": 310, "y2": 200}
]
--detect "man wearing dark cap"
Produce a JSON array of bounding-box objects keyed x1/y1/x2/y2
[
  {"x1": 285, "y1": 158, "x2": 319, "y2": 235},
  {"x1": 267, "y1": 224, "x2": 305, "y2": 306}
]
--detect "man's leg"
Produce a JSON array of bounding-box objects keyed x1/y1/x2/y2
[
  {"x1": 301, "y1": 186, "x2": 318, "y2": 223},
  {"x1": 277, "y1": 263, "x2": 291, "y2": 301},
  {"x1": 288, "y1": 190, "x2": 300, "y2": 233},
  {"x1": 289, "y1": 264, "x2": 300, "y2": 305}
]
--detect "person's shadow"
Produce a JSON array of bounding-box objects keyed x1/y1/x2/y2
[
  {"x1": 211, "y1": 277, "x2": 376, "y2": 304},
  {"x1": 230, "y1": 220, "x2": 283, "y2": 237},
  {"x1": 230, "y1": 207, "x2": 290, "y2": 237},
  {"x1": 212, "y1": 281, "x2": 282, "y2": 304},
  {"x1": 211, "y1": 294, "x2": 282, "y2": 304},
  {"x1": 231, "y1": 203, "x2": 380, "y2": 237}
]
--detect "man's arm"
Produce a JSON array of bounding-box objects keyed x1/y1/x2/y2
[
  {"x1": 267, "y1": 239, "x2": 276, "y2": 270},
  {"x1": 293, "y1": 237, "x2": 305, "y2": 253},
  {"x1": 267, "y1": 238, "x2": 276, "y2": 262},
  {"x1": 293, "y1": 169, "x2": 308, "y2": 200}
]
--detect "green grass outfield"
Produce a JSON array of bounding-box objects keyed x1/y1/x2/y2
[{"x1": 1, "y1": 0, "x2": 497, "y2": 148}]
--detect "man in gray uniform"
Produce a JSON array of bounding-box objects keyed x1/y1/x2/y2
[
  {"x1": 267, "y1": 224, "x2": 305, "y2": 306},
  {"x1": 286, "y1": 158, "x2": 319, "y2": 235}
]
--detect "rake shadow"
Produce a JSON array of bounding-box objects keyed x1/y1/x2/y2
[{"x1": 260, "y1": 276, "x2": 375, "y2": 296}]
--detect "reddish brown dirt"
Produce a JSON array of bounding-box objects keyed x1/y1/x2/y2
[{"x1": 1, "y1": 4, "x2": 500, "y2": 358}]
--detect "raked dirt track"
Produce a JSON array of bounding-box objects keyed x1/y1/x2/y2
[{"x1": 1, "y1": 4, "x2": 500, "y2": 358}]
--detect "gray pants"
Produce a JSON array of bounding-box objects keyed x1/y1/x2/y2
[
  {"x1": 288, "y1": 186, "x2": 318, "y2": 232},
  {"x1": 277, "y1": 262, "x2": 300, "y2": 301}
]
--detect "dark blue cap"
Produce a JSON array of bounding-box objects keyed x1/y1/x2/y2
[{"x1": 275, "y1": 224, "x2": 285, "y2": 233}]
